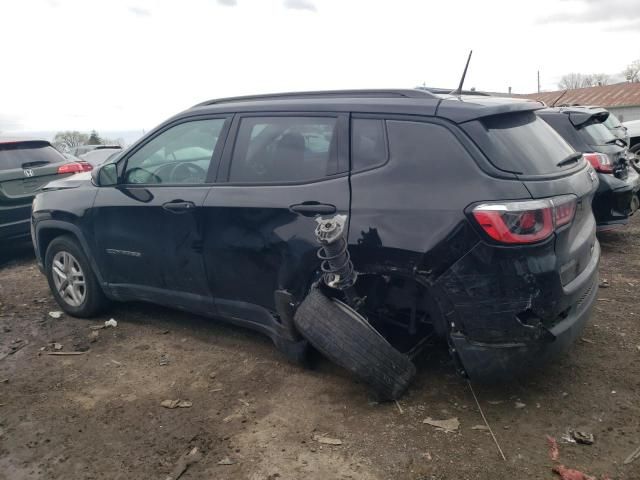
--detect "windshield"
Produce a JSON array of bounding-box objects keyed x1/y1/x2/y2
[
  {"x1": 581, "y1": 122, "x2": 617, "y2": 146},
  {"x1": 470, "y1": 111, "x2": 577, "y2": 175},
  {"x1": 0, "y1": 142, "x2": 65, "y2": 171}
]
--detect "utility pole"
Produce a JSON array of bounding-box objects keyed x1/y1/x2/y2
[{"x1": 537, "y1": 70, "x2": 541, "y2": 93}]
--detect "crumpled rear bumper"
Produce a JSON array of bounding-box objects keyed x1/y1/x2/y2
[
  {"x1": 450, "y1": 243, "x2": 599, "y2": 382},
  {"x1": 593, "y1": 169, "x2": 640, "y2": 228}
]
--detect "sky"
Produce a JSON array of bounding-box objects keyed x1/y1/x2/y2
[{"x1": 1, "y1": 0, "x2": 639, "y2": 134}]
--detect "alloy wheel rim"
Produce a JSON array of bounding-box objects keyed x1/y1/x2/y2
[{"x1": 51, "y1": 251, "x2": 86, "y2": 307}]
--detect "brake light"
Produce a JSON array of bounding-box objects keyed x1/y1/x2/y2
[
  {"x1": 57, "y1": 161, "x2": 93, "y2": 174},
  {"x1": 584, "y1": 152, "x2": 613, "y2": 173},
  {"x1": 472, "y1": 195, "x2": 577, "y2": 244}
]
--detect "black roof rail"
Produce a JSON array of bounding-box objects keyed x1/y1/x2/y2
[{"x1": 194, "y1": 89, "x2": 437, "y2": 107}]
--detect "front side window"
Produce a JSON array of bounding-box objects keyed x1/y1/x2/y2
[
  {"x1": 123, "y1": 118, "x2": 226, "y2": 184},
  {"x1": 229, "y1": 116, "x2": 338, "y2": 183}
]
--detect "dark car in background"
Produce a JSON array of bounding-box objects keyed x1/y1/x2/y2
[
  {"x1": 601, "y1": 110, "x2": 629, "y2": 146},
  {"x1": 0, "y1": 139, "x2": 92, "y2": 243},
  {"x1": 538, "y1": 107, "x2": 640, "y2": 230},
  {"x1": 32, "y1": 89, "x2": 600, "y2": 399}
]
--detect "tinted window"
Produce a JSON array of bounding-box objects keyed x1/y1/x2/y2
[
  {"x1": 581, "y1": 122, "x2": 616, "y2": 146},
  {"x1": 124, "y1": 118, "x2": 226, "y2": 184},
  {"x1": 468, "y1": 111, "x2": 576, "y2": 175},
  {"x1": 603, "y1": 114, "x2": 622, "y2": 129},
  {"x1": 351, "y1": 119, "x2": 387, "y2": 171},
  {"x1": 230, "y1": 116, "x2": 337, "y2": 183},
  {"x1": 0, "y1": 142, "x2": 65, "y2": 171}
]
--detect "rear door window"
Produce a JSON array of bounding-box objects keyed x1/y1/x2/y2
[
  {"x1": 229, "y1": 116, "x2": 338, "y2": 183},
  {"x1": 465, "y1": 111, "x2": 576, "y2": 175},
  {"x1": 0, "y1": 142, "x2": 65, "y2": 171}
]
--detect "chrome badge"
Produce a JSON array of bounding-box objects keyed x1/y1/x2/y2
[{"x1": 23, "y1": 169, "x2": 34, "y2": 177}]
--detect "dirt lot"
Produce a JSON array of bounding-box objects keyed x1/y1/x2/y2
[{"x1": 1, "y1": 219, "x2": 639, "y2": 480}]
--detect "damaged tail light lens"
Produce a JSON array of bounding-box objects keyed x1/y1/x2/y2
[
  {"x1": 584, "y1": 152, "x2": 613, "y2": 173},
  {"x1": 57, "y1": 161, "x2": 93, "y2": 174},
  {"x1": 472, "y1": 195, "x2": 577, "y2": 244}
]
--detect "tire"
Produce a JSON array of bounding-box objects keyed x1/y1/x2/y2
[
  {"x1": 45, "y1": 235, "x2": 108, "y2": 318},
  {"x1": 294, "y1": 286, "x2": 416, "y2": 400}
]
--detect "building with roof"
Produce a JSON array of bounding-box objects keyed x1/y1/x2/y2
[{"x1": 518, "y1": 82, "x2": 640, "y2": 122}]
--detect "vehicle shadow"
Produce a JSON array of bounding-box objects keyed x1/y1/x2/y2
[{"x1": 0, "y1": 240, "x2": 35, "y2": 269}]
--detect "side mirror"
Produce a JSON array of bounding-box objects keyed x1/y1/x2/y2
[{"x1": 93, "y1": 163, "x2": 118, "y2": 187}]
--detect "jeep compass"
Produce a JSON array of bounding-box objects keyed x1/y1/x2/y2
[{"x1": 31, "y1": 89, "x2": 600, "y2": 398}]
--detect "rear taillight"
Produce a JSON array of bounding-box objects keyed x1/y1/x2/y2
[
  {"x1": 57, "y1": 161, "x2": 93, "y2": 174},
  {"x1": 472, "y1": 195, "x2": 577, "y2": 244},
  {"x1": 584, "y1": 152, "x2": 613, "y2": 173}
]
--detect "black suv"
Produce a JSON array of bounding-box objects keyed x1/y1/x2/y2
[
  {"x1": 1, "y1": 138, "x2": 92, "y2": 242},
  {"x1": 32, "y1": 90, "x2": 600, "y2": 399},
  {"x1": 537, "y1": 107, "x2": 640, "y2": 229}
]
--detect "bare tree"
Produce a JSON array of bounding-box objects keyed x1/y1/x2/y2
[
  {"x1": 558, "y1": 73, "x2": 591, "y2": 90},
  {"x1": 591, "y1": 73, "x2": 611, "y2": 86},
  {"x1": 53, "y1": 131, "x2": 89, "y2": 152},
  {"x1": 623, "y1": 59, "x2": 640, "y2": 83},
  {"x1": 558, "y1": 72, "x2": 612, "y2": 89}
]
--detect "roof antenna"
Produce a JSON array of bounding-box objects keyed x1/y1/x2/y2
[
  {"x1": 550, "y1": 89, "x2": 568, "y2": 107},
  {"x1": 450, "y1": 50, "x2": 473, "y2": 96}
]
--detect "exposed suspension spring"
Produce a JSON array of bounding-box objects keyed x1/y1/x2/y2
[{"x1": 315, "y1": 215, "x2": 361, "y2": 307}]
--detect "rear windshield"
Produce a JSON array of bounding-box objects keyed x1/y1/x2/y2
[
  {"x1": 0, "y1": 142, "x2": 65, "y2": 171},
  {"x1": 581, "y1": 122, "x2": 617, "y2": 146},
  {"x1": 603, "y1": 114, "x2": 622, "y2": 129},
  {"x1": 467, "y1": 111, "x2": 576, "y2": 175}
]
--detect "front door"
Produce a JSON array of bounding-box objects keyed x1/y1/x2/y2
[
  {"x1": 92, "y1": 116, "x2": 230, "y2": 310},
  {"x1": 202, "y1": 113, "x2": 351, "y2": 320}
]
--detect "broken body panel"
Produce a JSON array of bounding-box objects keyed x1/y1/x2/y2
[{"x1": 32, "y1": 91, "x2": 600, "y2": 381}]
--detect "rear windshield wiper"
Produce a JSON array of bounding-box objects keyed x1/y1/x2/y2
[
  {"x1": 21, "y1": 161, "x2": 49, "y2": 169},
  {"x1": 605, "y1": 138, "x2": 627, "y2": 147},
  {"x1": 556, "y1": 152, "x2": 583, "y2": 167}
]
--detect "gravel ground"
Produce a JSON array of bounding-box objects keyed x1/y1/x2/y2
[{"x1": 1, "y1": 217, "x2": 639, "y2": 480}]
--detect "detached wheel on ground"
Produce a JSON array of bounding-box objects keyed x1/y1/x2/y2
[
  {"x1": 294, "y1": 286, "x2": 416, "y2": 400},
  {"x1": 44, "y1": 235, "x2": 108, "y2": 318}
]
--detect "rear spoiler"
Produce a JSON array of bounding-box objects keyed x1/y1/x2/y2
[
  {"x1": 435, "y1": 96, "x2": 545, "y2": 123},
  {"x1": 567, "y1": 110, "x2": 609, "y2": 128}
]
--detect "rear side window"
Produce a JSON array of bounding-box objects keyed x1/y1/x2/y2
[
  {"x1": 467, "y1": 111, "x2": 576, "y2": 175},
  {"x1": 229, "y1": 116, "x2": 338, "y2": 183},
  {"x1": 0, "y1": 142, "x2": 64, "y2": 171},
  {"x1": 351, "y1": 119, "x2": 387, "y2": 171}
]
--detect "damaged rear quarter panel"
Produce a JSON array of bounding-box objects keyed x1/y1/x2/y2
[{"x1": 347, "y1": 118, "x2": 534, "y2": 332}]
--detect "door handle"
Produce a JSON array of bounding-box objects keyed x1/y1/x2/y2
[
  {"x1": 289, "y1": 202, "x2": 337, "y2": 217},
  {"x1": 162, "y1": 200, "x2": 196, "y2": 213}
]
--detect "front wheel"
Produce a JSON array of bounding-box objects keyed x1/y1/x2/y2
[
  {"x1": 45, "y1": 235, "x2": 108, "y2": 317},
  {"x1": 294, "y1": 286, "x2": 416, "y2": 400}
]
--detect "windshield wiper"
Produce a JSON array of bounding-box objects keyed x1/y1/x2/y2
[
  {"x1": 556, "y1": 152, "x2": 583, "y2": 167},
  {"x1": 21, "y1": 161, "x2": 49, "y2": 169},
  {"x1": 605, "y1": 138, "x2": 627, "y2": 147}
]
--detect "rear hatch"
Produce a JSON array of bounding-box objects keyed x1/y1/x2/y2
[
  {"x1": 462, "y1": 110, "x2": 598, "y2": 286},
  {"x1": 0, "y1": 141, "x2": 69, "y2": 222},
  {"x1": 577, "y1": 121, "x2": 628, "y2": 179}
]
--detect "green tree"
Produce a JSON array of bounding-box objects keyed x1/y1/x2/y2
[{"x1": 87, "y1": 130, "x2": 102, "y2": 145}]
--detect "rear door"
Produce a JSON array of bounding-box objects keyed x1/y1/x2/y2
[
  {"x1": 0, "y1": 141, "x2": 68, "y2": 236},
  {"x1": 201, "y1": 113, "x2": 350, "y2": 318}
]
